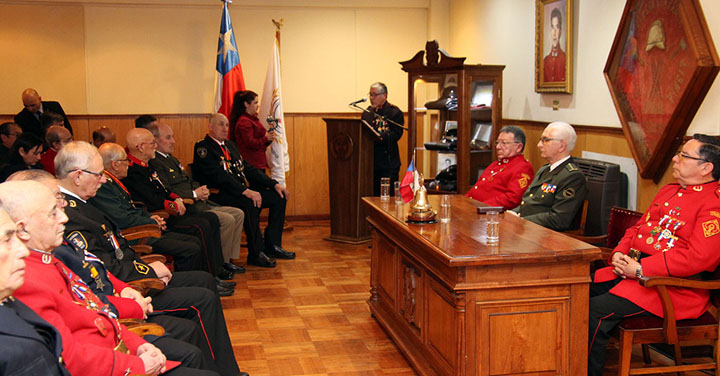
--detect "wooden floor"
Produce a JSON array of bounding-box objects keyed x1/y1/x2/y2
[
  {"x1": 218, "y1": 220, "x2": 715, "y2": 376},
  {"x1": 220, "y1": 220, "x2": 415, "y2": 376}
]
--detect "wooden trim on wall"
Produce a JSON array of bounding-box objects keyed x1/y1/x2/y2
[{"x1": 503, "y1": 118, "x2": 625, "y2": 136}]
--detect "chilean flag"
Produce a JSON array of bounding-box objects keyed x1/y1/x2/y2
[
  {"x1": 213, "y1": 1, "x2": 246, "y2": 117},
  {"x1": 399, "y1": 161, "x2": 416, "y2": 203}
]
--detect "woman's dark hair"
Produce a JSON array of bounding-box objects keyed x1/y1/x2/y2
[
  {"x1": 9, "y1": 132, "x2": 44, "y2": 165},
  {"x1": 228, "y1": 90, "x2": 258, "y2": 141}
]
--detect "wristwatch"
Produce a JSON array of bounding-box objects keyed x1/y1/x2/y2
[{"x1": 635, "y1": 265, "x2": 643, "y2": 279}]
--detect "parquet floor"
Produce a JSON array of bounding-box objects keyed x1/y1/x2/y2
[
  {"x1": 219, "y1": 220, "x2": 714, "y2": 376},
  {"x1": 220, "y1": 220, "x2": 415, "y2": 376}
]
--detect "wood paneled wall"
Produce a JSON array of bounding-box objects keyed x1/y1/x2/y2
[
  {"x1": 0, "y1": 112, "x2": 409, "y2": 218},
  {"x1": 3, "y1": 112, "x2": 672, "y2": 215}
]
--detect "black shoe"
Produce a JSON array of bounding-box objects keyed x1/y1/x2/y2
[
  {"x1": 215, "y1": 277, "x2": 236, "y2": 288},
  {"x1": 267, "y1": 245, "x2": 296, "y2": 260},
  {"x1": 215, "y1": 268, "x2": 234, "y2": 281},
  {"x1": 216, "y1": 284, "x2": 234, "y2": 297},
  {"x1": 238, "y1": 372, "x2": 249, "y2": 376},
  {"x1": 247, "y1": 252, "x2": 276, "y2": 268},
  {"x1": 223, "y1": 262, "x2": 246, "y2": 274}
]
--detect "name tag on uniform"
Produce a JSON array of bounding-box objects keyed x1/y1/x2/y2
[{"x1": 540, "y1": 183, "x2": 557, "y2": 193}]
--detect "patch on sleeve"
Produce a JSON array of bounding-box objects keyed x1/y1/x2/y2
[
  {"x1": 133, "y1": 261, "x2": 150, "y2": 275},
  {"x1": 518, "y1": 173, "x2": 530, "y2": 188},
  {"x1": 702, "y1": 219, "x2": 720, "y2": 238},
  {"x1": 67, "y1": 231, "x2": 88, "y2": 251},
  {"x1": 196, "y1": 147, "x2": 207, "y2": 159},
  {"x1": 562, "y1": 187, "x2": 575, "y2": 198}
]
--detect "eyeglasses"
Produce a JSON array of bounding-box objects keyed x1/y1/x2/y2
[
  {"x1": 117, "y1": 158, "x2": 130, "y2": 163},
  {"x1": 75, "y1": 169, "x2": 105, "y2": 180},
  {"x1": 141, "y1": 140, "x2": 157, "y2": 146},
  {"x1": 676, "y1": 151, "x2": 708, "y2": 163},
  {"x1": 540, "y1": 137, "x2": 561, "y2": 143},
  {"x1": 495, "y1": 141, "x2": 520, "y2": 146},
  {"x1": 368, "y1": 92, "x2": 385, "y2": 98}
]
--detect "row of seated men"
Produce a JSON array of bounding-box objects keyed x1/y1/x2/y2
[{"x1": 466, "y1": 121, "x2": 720, "y2": 375}]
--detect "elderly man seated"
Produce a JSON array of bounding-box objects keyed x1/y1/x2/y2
[
  {"x1": 53, "y1": 141, "x2": 243, "y2": 375},
  {"x1": 192, "y1": 113, "x2": 295, "y2": 268},
  {"x1": 1, "y1": 180, "x2": 218, "y2": 375},
  {"x1": 466, "y1": 125, "x2": 534, "y2": 209},
  {"x1": 0, "y1": 206, "x2": 69, "y2": 375},
  {"x1": 513, "y1": 121, "x2": 587, "y2": 231},
  {"x1": 148, "y1": 122, "x2": 245, "y2": 274},
  {"x1": 588, "y1": 134, "x2": 720, "y2": 375}
]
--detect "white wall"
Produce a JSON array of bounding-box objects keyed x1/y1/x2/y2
[
  {"x1": 0, "y1": 0, "x2": 429, "y2": 114},
  {"x1": 448, "y1": 0, "x2": 720, "y2": 134}
]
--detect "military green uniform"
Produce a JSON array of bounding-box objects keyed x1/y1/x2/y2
[{"x1": 515, "y1": 157, "x2": 587, "y2": 231}]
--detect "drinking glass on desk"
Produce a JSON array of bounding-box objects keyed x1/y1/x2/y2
[
  {"x1": 439, "y1": 195, "x2": 451, "y2": 222},
  {"x1": 486, "y1": 210, "x2": 499, "y2": 244},
  {"x1": 394, "y1": 181, "x2": 403, "y2": 204},
  {"x1": 380, "y1": 178, "x2": 390, "y2": 201}
]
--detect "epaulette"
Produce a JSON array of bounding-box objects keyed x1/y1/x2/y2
[{"x1": 566, "y1": 163, "x2": 579, "y2": 172}]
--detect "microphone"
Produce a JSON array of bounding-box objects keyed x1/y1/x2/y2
[{"x1": 349, "y1": 98, "x2": 367, "y2": 106}]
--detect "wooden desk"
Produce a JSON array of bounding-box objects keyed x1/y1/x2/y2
[{"x1": 363, "y1": 195, "x2": 600, "y2": 376}]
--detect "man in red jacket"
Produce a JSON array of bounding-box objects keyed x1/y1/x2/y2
[
  {"x1": 466, "y1": 126, "x2": 534, "y2": 209},
  {"x1": 588, "y1": 134, "x2": 720, "y2": 376}
]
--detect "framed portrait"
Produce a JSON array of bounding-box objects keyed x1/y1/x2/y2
[
  {"x1": 603, "y1": 0, "x2": 719, "y2": 181},
  {"x1": 535, "y1": 0, "x2": 573, "y2": 93}
]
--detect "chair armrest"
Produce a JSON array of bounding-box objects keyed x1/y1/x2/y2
[
  {"x1": 150, "y1": 210, "x2": 170, "y2": 219},
  {"x1": 566, "y1": 233, "x2": 608, "y2": 247},
  {"x1": 139, "y1": 254, "x2": 167, "y2": 265},
  {"x1": 122, "y1": 224, "x2": 162, "y2": 241},
  {"x1": 639, "y1": 275, "x2": 720, "y2": 290},
  {"x1": 127, "y1": 278, "x2": 165, "y2": 296},
  {"x1": 120, "y1": 319, "x2": 166, "y2": 337}
]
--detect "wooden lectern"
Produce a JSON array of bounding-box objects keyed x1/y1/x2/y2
[{"x1": 324, "y1": 117, "x2": 378, "y2": 244}]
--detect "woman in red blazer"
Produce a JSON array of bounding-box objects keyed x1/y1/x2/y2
[{"x1": 228, "y1": 90, "x2": 274, "y2": 169}]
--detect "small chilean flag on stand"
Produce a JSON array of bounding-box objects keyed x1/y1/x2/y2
[
  {"x1": 213, "y1": 0, "x2": 246, "y2": 117},
  {"x1": 399, "y1": 160, "x2": 418, "y2": 203}
]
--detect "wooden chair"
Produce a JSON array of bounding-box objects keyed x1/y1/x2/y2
[{"x1": 615, "y1": 274, "x2": 720, "y2": 375}]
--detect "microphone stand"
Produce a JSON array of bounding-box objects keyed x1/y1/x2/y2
[{"x1": 349, "y1": 102, "x2": 409, "y2": 131}]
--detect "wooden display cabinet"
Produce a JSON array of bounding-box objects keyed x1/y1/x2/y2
[{"x1": 401, "y1": 41, "x2": 504, "y2": 194}]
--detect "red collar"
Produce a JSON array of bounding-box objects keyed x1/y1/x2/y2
[{"x1": 127, "y1": 153, "x2": 147, "y2": 167}]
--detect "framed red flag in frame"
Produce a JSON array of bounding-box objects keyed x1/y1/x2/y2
[{"x1": 604, "y1": 0, "x2": 719, "y2": 182}]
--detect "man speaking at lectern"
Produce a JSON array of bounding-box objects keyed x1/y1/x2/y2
[{"x1": 361, "y1": 82, "x2": 404, "y2": 196}]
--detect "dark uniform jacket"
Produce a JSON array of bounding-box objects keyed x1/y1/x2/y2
[
  {"x1": 90, "y1": 171, "x2": 156, "y2": 229},
  {"x1": 123, "y1": 154, "x2": 181, "y2": 213},
  {"x1": 14, "y1": 101, "x2": 73, "y2": 137},
  {"x1": 361, "y1": 101, "x2": 404, "y2": 170},
  {"x1": 149, "y1": 152, "x2": 212, "y2": 213},
  {"x1": 63, "y1": 192, "x2": 159, "y2": 282},
  {"x1": 516, "y1": 157, "x2": 588, "y2": 231},
  {"x1": 192, "y1": 135, "x2": 278, "y2": 201},
  {"x1": 0, "y1": 297, "x2": 70, "y2": 376}
]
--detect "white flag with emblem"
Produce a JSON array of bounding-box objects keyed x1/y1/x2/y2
[{"x1": 259, "y1": 36, "x2": 290, "y2": 185}]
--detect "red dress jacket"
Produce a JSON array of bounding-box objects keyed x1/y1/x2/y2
[
  {"x1": 466, "y1": 155, "x2": 534, "y2": 209},
  {"x1": 41, "y1": 148, "x2": 58, "y2": 175},
  {"x1": 232, "y1": 113, "x2": 269, "y2": 169},
  {"x1": 15, "y1": 250, "x2": 148, "y2": 376},
  {"x1": 543, "y1": 47, "x2": 566, "y2": 82},
  {"x1": 594, "y1": 181, "x2": 720, "y2": 319}
]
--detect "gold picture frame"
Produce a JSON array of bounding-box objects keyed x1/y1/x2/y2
[{"x1": 535, "y1": 0, "x2": 573, "y2": 93}]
